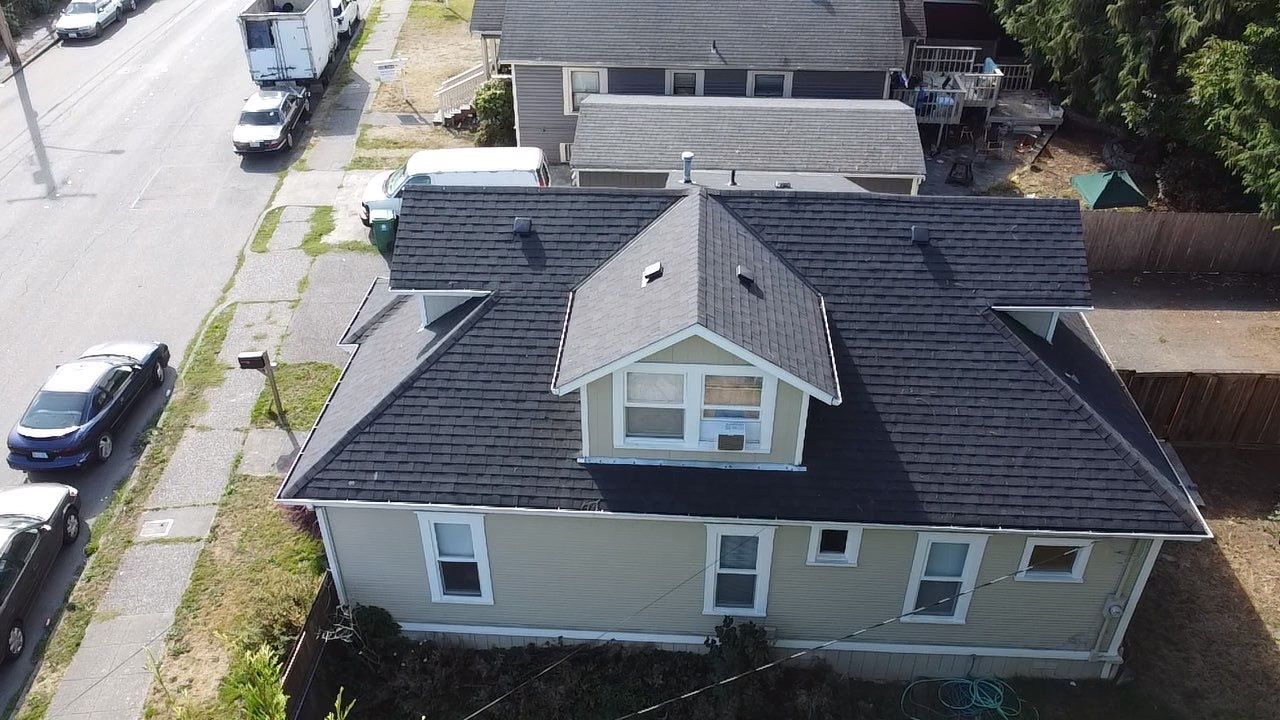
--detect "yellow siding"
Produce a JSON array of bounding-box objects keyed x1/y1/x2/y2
[
  {"x1": 639, "y1": 336, "x2": 747, "y2": 365},
  {"x1": 325, "y1": 507, "x2": 1141, "y2": 654}
]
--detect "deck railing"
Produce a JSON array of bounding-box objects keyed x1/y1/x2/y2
[
  {"x1": 434, "y1": 62, "x2": 488, "y2": 114},
  {"x1": 955, "y1": 70, "x2": 1003, "y2": 107},
  {"x1": 891, "y1": 87, "x2": 966, "y2": 124},
  {"x1": 998, "y1": 63, "x2": 1034, "y2": 91},
  {"x1": 911, "y1": 45, "x2": 981, "y2": 77}
]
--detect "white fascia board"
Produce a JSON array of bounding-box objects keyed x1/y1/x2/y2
[
  {"x1": 391, "y1": 289, "x2": 491, "y2": 296},
  {"x1": 990, "y1": 305, "x2": 1093, "y2": 312},
  {"x1": 281, "y1": 498, "x2": 1212, "y2": 541},
  {"x1": 396, "y1": 621, "x2": 1114, "y2": 662}
]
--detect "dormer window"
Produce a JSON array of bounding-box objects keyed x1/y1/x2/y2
[{"x1": 614, "y1": 364, "x2": 776, "y2": 452}]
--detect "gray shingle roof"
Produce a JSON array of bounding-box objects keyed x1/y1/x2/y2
[
  {"x1": 280, "y1": 186, "x2": 1206, "y2": 536},
  {"x1": 573, "y1": 96, "x2": 926, "y2": 178},
  {"x1": 469, "y1": 0, "x2": 505, "y2": 34},
  {"x1": 553, "y1": 192, "x2": 839, "y2": 400},
  {"x1": 497, "y1": 0, "x2": 904, "y2": 70}
]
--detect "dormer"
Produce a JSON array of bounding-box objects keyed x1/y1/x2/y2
[{"x1": 551, "y1": 191, "x2": 841, "y2": 469}]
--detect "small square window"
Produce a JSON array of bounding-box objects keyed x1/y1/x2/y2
[
  {"x1": 1016, "y1": 539, "x2": 1092, "y2": 582},
  {"x1": 751, "y1": 73, "x2": 786, "y2": 98},
  {"x1": 806, "y1": 526, "x2": 861, "y2": 566},
  {"x1": 819, "y1": 529, "x2": 847, "y2": 555},
  {"x1": 672, "y1": 72, "x2": 698, "y2": 95}
]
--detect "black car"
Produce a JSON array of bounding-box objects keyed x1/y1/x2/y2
[
  {"x1": 0, "y1": 483, "x2": 81, "y2": 663},
  {"x1": 7, "y1": 341, "x2": 169, "y2": 471}
]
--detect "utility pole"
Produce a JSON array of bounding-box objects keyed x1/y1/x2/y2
[{"x1": 0, "y1": 2, "x2": 20, "y2": 68}]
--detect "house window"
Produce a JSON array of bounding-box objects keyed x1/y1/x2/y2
[
  {"x1": 666, "y1": 69, "x2": 704, "y2": 96},
  {"x1": 704, "y1": 524, "x2": 775, "y2": 616},
  {"x1": 806, "y1": 526, "x2": 862, "y2": 566},
  {"x1": 416, "y1": 512, "x2": 494, "y2": 604},
  {"x1": 563, "y1": 67, "x2": 608, "y2": 114},
  {"x1": 902, "y1": 532, "x2": 987, "y2": 624},
  {"x1": 747, "y1": 71, "x2": 792, "y2": 98},
  {"x1": 1015, "y1": 538, "x2": 1093, "y2": 583},
  {"x1": 612, "y1": 364, "x2": 777, "y2": 452},
  {"x1": 624, "y1": 371, "x2": 685, "y2": 441}
]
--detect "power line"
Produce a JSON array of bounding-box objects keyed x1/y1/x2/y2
[
  {"x1": 455, "y1": 527, "x2": 771, "y2": 720},
  {"x1": 609, "y1": 546, "x2": 1085, "y2": 720}
]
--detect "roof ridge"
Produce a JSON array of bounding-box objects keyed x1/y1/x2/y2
[
  {"x1": 282, "y1": 294, "x2": 499, "y2": 499},
  {"x1": 984, "y1": 310, "x2": 1205, "y2": 534}
]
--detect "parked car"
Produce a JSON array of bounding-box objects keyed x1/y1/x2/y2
[
  {"x1": 0, "y1": 483, "x2": 80, "y2": 663},
  {"x1": 232, "y1": 88, "x2": 311, "y2": 154},
  {"x1": 331, "y1": 0, "x2": 361, "y2": 37},
  {"x1": 54, "y1": 0, "x2": 131, "y2": 41},
  {"x1": 6, "y1": 342, "x2": 170, "y2": 472},
  {"x1": 360, "y1": 147, "x2": 550, "y2": 224}
]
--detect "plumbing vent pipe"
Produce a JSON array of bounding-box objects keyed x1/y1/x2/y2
[{"x1": 681, "y1": 151, "x2": 694, "y2": 184}]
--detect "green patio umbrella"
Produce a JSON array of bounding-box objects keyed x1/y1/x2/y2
[{"x1": 1070, "y1": 170, "x2": 1148, "y2": 209}]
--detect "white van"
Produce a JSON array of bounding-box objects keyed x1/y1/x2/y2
[{"x1": 360, "y1": 147, "x2": 550, "y2": 224}]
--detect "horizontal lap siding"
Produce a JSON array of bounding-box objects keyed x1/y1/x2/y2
[
  {"x1": 850, "y1": 177, "x2": 916, "y2": 194},
  {"x1": 793, "y1": 70, "x2": 888, "y2": 99},
  {"x1": 514, "y1": 64, "x2": 577, "y2": 160},
  {"x1": 576, "y1": 171, "x2": 670, "y2": 188},
  {"x1": 705, "y1": 69, "x2": 748, "y2": 96},
  {"x1": 610, "y1": 67, "x2": 665, "y2": 94},
  {"x1": 326, "y1": 508, "x2": 1138, "y2": 655}
]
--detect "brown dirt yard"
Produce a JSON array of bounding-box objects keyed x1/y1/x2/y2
[
  {"x1": 373, "y1": 0, "x2": 477, "y2": 115},
  {"x1": 1126, "y1": 447, "x2": 1280, "y2": 720}
]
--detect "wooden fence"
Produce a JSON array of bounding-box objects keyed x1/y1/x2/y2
[
  {"x1": 282, "y1": 572, "x2": 339, "y2": 720},
  {"x1": 1118, "y1": 371, "x2": 1280, "y2": 446},
  {"x1": 1083, "y1": 211, "x2": 1280, "y2": 273}
]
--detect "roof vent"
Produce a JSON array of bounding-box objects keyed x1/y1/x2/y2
[
  {"x1": 681, "y1": 151, "x2": 694, "y2": 184},
  {"x1": 736, "y1": 264, "x2": 754, "y2": 287},
  {"x1": 642, "y1": 261, "x2": 663, "y2": 286},
  {"x1": 729, "y1": 169, "x2": 738, "y2": 187},
  {"x1": 513, "y1": 217, "x2": 533, "y2": 235},
  {"x1": 912, "y1": 225, "x2": 930, "y2": 246},
  {"x1": 775, "y1": 181, "x2": 791, "y2": 189}
]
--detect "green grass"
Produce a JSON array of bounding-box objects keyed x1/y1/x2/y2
[
  {"x1": 355, "y1": 124, "x2": 425, "y2": 150},
  {"x1": 13, "y1": 304, "x2": 237, "y2": 720},
  {"x1": 150, "y1": 474, "x2": 325, "y2": 718},
  {"x1": 345, "y1": 154, "x2": 400, "y2": 171},
  {"x1": 250, "y1": 207, "x2": 285, "y2": 253},
  {"x1": 249, "y1": 362, "x2": 342, "y2": 430},
  {"x1": 332, "y1": 1, "x2": 382, "y2": 90},
  {"x1": 410, "y1": 0, "x2": 471, "y2": 24},
  {"x1": 299, "y1": 205, "x2": 379, "y2": 256}
]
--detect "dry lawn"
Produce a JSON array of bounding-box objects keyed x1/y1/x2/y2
[
  {"x1": 347, "y1": 123, "x2": 475, "y2": 170},
  {"x1": 1008, "y1": 124, "x2": 1111, "y2": 199},
  {"x1": 1125, "y1": 447, "x2": 1280, "y2": 720},
  {"x1": 373, "y1": 0, "x2": 477, "y2": 114}
]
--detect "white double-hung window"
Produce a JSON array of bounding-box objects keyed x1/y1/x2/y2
[
  {"x1": 563, "y1": 67, "x2": 607, "y2": 113},
  {"x1": 902, "y1": 532, "x2": 987, "y2": 624},
  {"x1": 416, "y1": 512, "x2": 494, "y2": 604},
  {"x1": 614, "y1": 365, "x2": 776, "y2": 451},
  {"x1": 704, "y1": 524, "x2": 775, "y2": 616}
]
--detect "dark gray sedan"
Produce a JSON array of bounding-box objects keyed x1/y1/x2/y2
[{"x1": 0, "y1": 483, "x2": 81, "y2": 663}]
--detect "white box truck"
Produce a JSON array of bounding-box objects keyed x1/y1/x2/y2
[{"x1": 238, "y1": 0, "x2": 339, "y2": 86}]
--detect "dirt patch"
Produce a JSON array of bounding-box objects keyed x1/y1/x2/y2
[
  {"x1": 372, "y1": 0, "x2": 477, "y2": 114},
  {"x1": 1008, "y1": 124, "x2": 1111, "y2": 199},
  {"x1": 347, "y1": 124, "x2": 475, "y2": 169},
  {"x1": 1126, "y1": 447, "x2": 1280, "y2": 720}
]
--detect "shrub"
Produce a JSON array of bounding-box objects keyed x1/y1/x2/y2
[
  {"x1": 221, "y1": 644, "x2": 288, "y2": 720},
  {"x1": 1157, "y1": 147, "x2": 1259, "y2": 213},
  {"x1": 3, "y1": 0, "x2": 61, "y2": 34},
  {"x1": 473, "y1": 78, "x2": 515, "y2": 147}
]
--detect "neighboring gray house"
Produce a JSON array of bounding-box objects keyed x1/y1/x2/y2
[
  {"x1": 571, "y1": 96, "x2": 927, "y2": 194},
  {"x1": 278, "y1": 186, "x2": 1209, "y2": 682},
  {"x1": 478, "y1": 0, "x2": 916, "y2": 162}
]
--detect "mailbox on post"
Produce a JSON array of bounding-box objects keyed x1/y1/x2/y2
[{"x1": 237, "y1": 350, "x2": 286, "y2": 425}]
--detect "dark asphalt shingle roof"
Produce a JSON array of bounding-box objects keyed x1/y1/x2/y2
[
  {"x1": 469, "y1": 0, "x2": 505, "y2": 34},
  {"x1": 497, "y1": 0, "x2": 904, "y2": 70},
  {"x1": 553, "y1": 192, "x2": 838, "y2": 399},
  {"x1": 572, "y1": 96, "x2": 926, "y2": 178},
  {"x1": 281, "y1": 187, "x2": 1206, "y2": 536}
]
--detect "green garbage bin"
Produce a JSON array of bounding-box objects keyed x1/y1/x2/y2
[{"x1": 369, "y1": 209, "x2": 398, "y2": 252}]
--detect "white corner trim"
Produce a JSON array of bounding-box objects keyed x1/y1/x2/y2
[
  {"x1": 394, "y1": 621, "x2": 1115, "y2": 662},
  {"x1": 703, "y1": 524, "x2": 775, "y2": 617},
  {"x1": 315, "y1": 507, "x2": 349, "y2": 606},
  {"x1": 1014, "y1": 537, "x2": 1093, "y2": 583},
  {"x1": 1105, "y1": 539, "x2": 1163, "y2": 657},
  {"x1": 511, "y1": 64, "x2": 522, "y2": 147},
  {"x1": 806, "y1": 525, "x2": 862, "y2": 567},
  {"x1": 579, "y1": 388, "x2": 590, "y2": 457},
  {"x1": 794, "y1": 394, "x2": 810, "y2": 466},
  {"x1": 900, "y1": 532, "x2": 989, "y2": 624},
  {"x1": 416, "y1": 512, "x2": 495, "y2": 605}
]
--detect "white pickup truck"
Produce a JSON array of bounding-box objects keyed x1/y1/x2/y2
[{"x1": 238, "y1": 0, "x2": 340, "y2": 86}]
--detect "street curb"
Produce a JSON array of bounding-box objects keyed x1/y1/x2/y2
[{"x1": 0, "y1": 33, "x2": 58, "y2": 84}]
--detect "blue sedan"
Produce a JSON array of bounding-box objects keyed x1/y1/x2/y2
[{"x1": 7, "y1": 342, "x2": 170, "y2": 471}]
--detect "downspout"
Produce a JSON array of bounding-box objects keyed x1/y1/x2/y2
[{"x1": 1092, "y1": 538, "x2": 1162, "y2": 677}]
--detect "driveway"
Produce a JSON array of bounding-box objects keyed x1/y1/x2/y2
[{"x1": 0, "y1": 0, "x2": 286, "y2": 708}]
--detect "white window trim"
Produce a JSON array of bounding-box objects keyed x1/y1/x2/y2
[
  {"x1": 746, "y1": 70, "x2": 793, "y2": 98},
  {"x1": 611, "y1": 363, "x2": 777, "y2": 453},
  {"x1": 703, "y1": 524, "x2": 775, "y2": 617},
  {"x1": 416, "y1": 512, "x2": 494, "y2": 605},
  {"x1": 1015, "y1": 537, "x2": 1093, "y2": 583},
  {"x1": 664, "y1": 68, "x2": 705, "y2": 96},
  {"x1": 806, "y1": 525, "x2": 862, "y2": 566},
  {"x1": 901, "y1": 532, "x2": 988, "y2": 624},
  {"x1": 562, "y1": 67, "x2": 608, "y2": 115}
]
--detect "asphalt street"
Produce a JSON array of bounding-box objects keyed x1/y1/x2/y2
[{"x1": 0, "y1": 0, "x2": 288, "y2": 708}]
